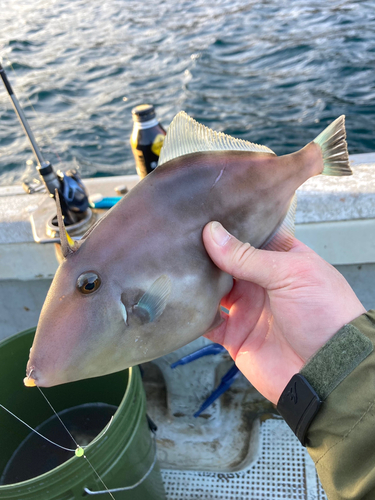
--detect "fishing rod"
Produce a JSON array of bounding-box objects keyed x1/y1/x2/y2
[{"x1": 0, "y1": 62, "x2": 89, "y2": 225}]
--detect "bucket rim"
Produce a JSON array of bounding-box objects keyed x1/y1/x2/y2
[{"x1": 0, "y1": 326, "x2": 37, "y2": 349}]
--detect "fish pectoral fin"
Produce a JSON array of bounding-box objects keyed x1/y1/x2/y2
[
  {"x1": 131, "y1": 275, "x2": 172, "y2": 324},
  {"x1": 158, "y1": 111, "x2": 275, "y2": 166},
  {"x1": 261, "y1": 195, "x2": 297, "y2": 252}
]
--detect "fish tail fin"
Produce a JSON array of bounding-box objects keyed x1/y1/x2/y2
[{"x1": 313, "y1": 116, "x2": 352, "y2": 176}]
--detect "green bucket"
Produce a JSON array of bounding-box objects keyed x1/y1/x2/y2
[{"x1": 0, "y1": 328, "x2": 166, "y2": 500}]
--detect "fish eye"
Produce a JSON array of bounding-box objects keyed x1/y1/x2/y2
[{"x1": 77, "y1": 272, "x2": 101, "y2": 295}]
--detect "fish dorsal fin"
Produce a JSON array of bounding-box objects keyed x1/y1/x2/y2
[
  {"x1": 132, "y1": 275, "x2": 172, "y2": 324},
  {"x1": 261, "y1": 195, "x2": 297, "y2": 252},
  {"x1": 55, "y1": 189, "x2": 79, "y2": 257},
  {"x1": 158, "y1": 111, "x2": 275, "y2": 166}
]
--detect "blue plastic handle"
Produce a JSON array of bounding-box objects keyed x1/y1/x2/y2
[
  {"x1": 89, "y1": 197, "x2": 122, "y2": 209},
  {"x1": 170, "y1": 344, "x2": 226, "y2": 369},
  {"x1": 194, "y1": 364, "x2": 240, "y2": 417}
]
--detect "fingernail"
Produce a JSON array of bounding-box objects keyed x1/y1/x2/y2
[{"x1": 210, "y1": 221, "x2": 231, "y2": 246}]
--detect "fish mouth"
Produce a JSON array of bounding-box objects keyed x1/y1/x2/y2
[{"x1": 24, "y1": 360, "x2": 73, "y2": 388}]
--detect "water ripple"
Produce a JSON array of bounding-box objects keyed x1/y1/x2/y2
[{"x1": 0, "y1": 0, "x2": 374, "y2": 184}]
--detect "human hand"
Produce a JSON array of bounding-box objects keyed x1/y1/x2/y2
[{"x1": 202, "y1": 221, "x2": 366, "y2": 404}]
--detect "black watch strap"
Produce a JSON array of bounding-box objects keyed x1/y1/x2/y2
[{"x1": 276, "y1": 373, "x2": 322, "y2": 446}]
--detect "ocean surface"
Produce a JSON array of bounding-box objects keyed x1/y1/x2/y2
[{"x1": 0, "y1": 0, "x2": 374, "y2": 185}]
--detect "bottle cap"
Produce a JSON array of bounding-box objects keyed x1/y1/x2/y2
[{"x1": 132, "y1": 104, "x2": 156, "y2": 123}]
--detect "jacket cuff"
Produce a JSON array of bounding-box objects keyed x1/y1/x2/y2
[
  {"x1": 300, "y1": 322, "x2": 373, "y2": 401},
  {"x1": 305, "y1": 310, "x2": 375, "y2": 499},
  {"x1": 277, "y1": 311, "x2": 374, "y2": 446}
]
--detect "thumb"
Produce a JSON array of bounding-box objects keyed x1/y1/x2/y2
[{"x1": 202, "y1": 221, "x2": 291, "y2": 289}]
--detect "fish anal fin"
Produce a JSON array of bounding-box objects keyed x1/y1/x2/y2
[
  {"x1": 261, "y1": 195, "x2": 297, "y2": 252},
  {"x1": 158, "y1": 111, "x2": 275, "y2": 166},
  {"x1": 131, "y1": 275, "x2": 172, "y2": 324},
  {"x1": 205, "y1": 309, "x2": 225, "y2": 334}
]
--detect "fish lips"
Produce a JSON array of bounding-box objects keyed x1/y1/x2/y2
[{"x1": 25, "y1": 358, "x2": 70, "y2": 388}]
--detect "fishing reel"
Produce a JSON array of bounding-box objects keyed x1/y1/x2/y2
[
  {"x1": 0, "y1": 62, "x2": 90, "y2": 228},
  {"x1": 54, "y1": 168, "x2": 89, "y2": 226},
  {"x1": 36, "y1": 160, "x2": 90, "y2": 228}
]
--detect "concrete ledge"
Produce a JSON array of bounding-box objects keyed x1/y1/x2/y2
[
  {"x1": 296, "y1": 161, "x2": 375, "y2": 224},
  {"x1": 295, "y1": 218, "x2": 375, "y2": 265},
  {"x1": 0, "y1": 242, "x2": 57, "y2": 280}
]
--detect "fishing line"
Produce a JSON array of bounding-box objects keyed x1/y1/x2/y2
[
  {"x1": 0, "y1": 390, "x2": 116, "y2": 499},
  {"x1": 83, "y1": 454, "x2": 116, "y2": 500},
  {"x1": 37, "y1": 386, "x2": 79, "y2": 448},
  {"x1": 0, "y1": 403, "x2": 75, "y2": 452},
  {"x1": 0, "y1": 401, "x2": 113, "y2": 453},
  {"x1": 36, "y1": 386, "x2": 116, "y2": 499}
]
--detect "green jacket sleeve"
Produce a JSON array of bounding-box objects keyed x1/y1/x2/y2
[{"x1": 306, "y1": 310, "x2": 375, "y2": 500}]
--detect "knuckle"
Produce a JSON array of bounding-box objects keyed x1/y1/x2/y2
[{"x1": 230, "y1": 241, "x2": 256, "y2": 276}]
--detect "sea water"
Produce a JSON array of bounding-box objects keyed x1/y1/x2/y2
[{"x1": 0, "y1": 0, "x2": 374, "y2": 185}]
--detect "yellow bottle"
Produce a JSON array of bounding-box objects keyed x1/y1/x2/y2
[{"x1": 130, "y1": 104, "x2": 166, "y2": 179}]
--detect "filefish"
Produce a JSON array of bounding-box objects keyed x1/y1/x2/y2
[{"x1": 25, "y1": 112, "x2": 352, "y2": 387}]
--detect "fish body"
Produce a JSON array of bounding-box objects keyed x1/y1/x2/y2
[{"x1": 26, "y1": 112, "x2": 351, "y2": 387}]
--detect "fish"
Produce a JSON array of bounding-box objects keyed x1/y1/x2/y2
[{"x1": 25, "y1": 111, "x2": 352, "y2": 387}]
